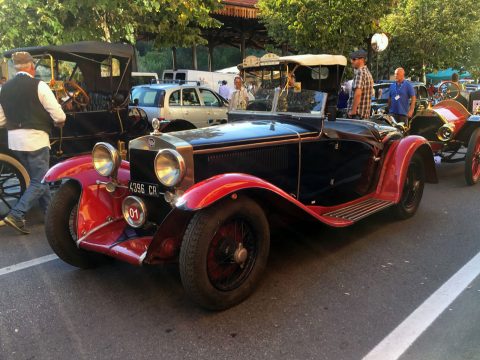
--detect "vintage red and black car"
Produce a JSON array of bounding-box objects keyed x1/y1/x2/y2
[
  {"x1": 0, "y1": 41, "x2": 149, "y2": 219},
  {"x1": 44, "y1": 54, "x2": 437, "y2": 310},
  {"x1": 392, "y1": 80, "x2": 480, "y2": 185}
]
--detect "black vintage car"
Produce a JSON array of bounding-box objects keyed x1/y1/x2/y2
[
  {"x1": 44, "y1": 54, "x2": 437, "y2": 310},
  {"x1": 0, "y1": 41, "x2": 149, "y2": 219}
]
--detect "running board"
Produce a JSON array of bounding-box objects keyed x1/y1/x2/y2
[{"x1": 323, "y1": 198, "x2": 394, "y2": 222}]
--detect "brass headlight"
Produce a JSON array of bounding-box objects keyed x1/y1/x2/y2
[
  {"x1": 154, "y1": 149, "x2": 186, "y2": 187},
  {"x1": 436, "y1": 123, "x2": 455, "y2": 142},
  {"x1": 92, "y1": 142, "x2": 121, "y2": 178}
]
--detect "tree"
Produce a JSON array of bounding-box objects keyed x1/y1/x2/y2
[
  {"x1": 0, "y1": 0, "x2": 222, "y2": 52},
  {"x1": 381, "y1": 0, "x2": 480, "y2": 79},
  {"x1": 257, "y1": 0, "x2": 393, "y2": 55}
]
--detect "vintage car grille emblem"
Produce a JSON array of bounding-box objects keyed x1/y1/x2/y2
[{"x1": 148, "y1": 138, "x2": 155, "y2": 147}]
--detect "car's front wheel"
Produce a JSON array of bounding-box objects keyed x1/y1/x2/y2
[
  {"x1": 179, "y1": 195, "x2": 270, "y2": 310},
  {"x1": 464, "y1": 128, "x2": 480, "y2": 185},
  {"x1": 392, "y1": 154, "x2": 425, "y2": 219},
  {"x1": 0, "y1": 153, "x2": 29, "y2": 220},
  {"x1": 45, "y1": 181, "x2": 106, "y2": 268}
]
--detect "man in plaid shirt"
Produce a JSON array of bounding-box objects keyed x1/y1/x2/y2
[{"x1": 347, "y1": 49, "x2": 374, "y2": 119}]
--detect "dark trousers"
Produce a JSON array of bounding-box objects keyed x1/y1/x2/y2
[{"x1": 10, "y1": 146, "x2": 51, "y2": 219}]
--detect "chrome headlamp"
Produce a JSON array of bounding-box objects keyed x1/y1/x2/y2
[
  {"x1": 92, "y1": 142, "x2": 121, "y2": 178},
  {"x1": 436, "y1": 123, "x2": 455, "y2": 142},
  {"x1": 154, "y1": 149, "x2": 186, "y2": 187}
]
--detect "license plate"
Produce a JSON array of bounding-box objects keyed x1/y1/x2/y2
[{"x1": 129, "y1": 181, "x2": 162, "y2": 197}]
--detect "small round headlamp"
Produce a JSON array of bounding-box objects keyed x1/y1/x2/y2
[
  {"x1": 122, "y1": 196, "x2": 147, "y2": 228},
  {"x1": 92, "y1": 142, "x2": 121, "y2": 178},
  {"x1": 437, "y1": 123, "x2": 455, "y2": 142},
  {"x1": 154, "y1": 149, "x2": 186, "y2": 187}
]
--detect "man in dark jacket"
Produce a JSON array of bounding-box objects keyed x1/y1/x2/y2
[{"x1": 0, "y1": 51, "x2": 66, "y2": 234}]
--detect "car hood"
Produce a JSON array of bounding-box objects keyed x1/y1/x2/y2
[{"x1": 169, "y1": 120, "x2": 320, "y2": 150}]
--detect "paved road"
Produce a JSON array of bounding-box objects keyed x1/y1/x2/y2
[{"x1": 1, "y1": 160, "x2": 480, "y2": 360}]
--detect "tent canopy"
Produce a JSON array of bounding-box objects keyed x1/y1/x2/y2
[{"x1": 426, "y1": 68, "x2": 471, "y2": 82}]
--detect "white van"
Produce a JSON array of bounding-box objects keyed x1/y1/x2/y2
[
  {"x1": 132, "y1": 72, "x2": 159, "y2": 86},
  {"x1": 162, "y1": 69, "x2": 237, "y2": 93}
]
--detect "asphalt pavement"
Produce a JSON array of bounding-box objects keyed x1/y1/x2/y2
[{"x1": 1, "y1": 160, "x2": 480, "y2": 360}]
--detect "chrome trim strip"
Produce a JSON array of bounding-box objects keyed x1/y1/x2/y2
[
  {"x1": 139, "y1": 251, "x2": 147, "y2": 266},
  {"x1": 76, "y1": 217, "x2": 124, "y2": 247}
]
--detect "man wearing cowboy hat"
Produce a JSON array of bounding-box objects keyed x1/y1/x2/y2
[{"x1": 0, "y1": 51, "x2": 66, "y2": 234}]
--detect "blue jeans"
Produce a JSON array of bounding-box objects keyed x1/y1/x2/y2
[{"x1": 10, "y1": 147, "x2": 51, "y2": 219}]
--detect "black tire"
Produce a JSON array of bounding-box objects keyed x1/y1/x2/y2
[
  {"x1": 464, "y1": 128, "x2": 480, "y2": 185},
  {"x1": 391, "y1": 154, "x2": 425, "y2": 219},
  {"x1": 179, "y1": 196, "x2": 270, "y2": 310},
  {"x1": 0, "y1": 153, "x2": 30, "y2": 219},
  {"x1": 45, "y1": 181, "x2": 106, "y2": 269}
]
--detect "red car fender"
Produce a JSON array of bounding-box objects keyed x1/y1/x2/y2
[
  {"x1": 44, "y1": 154, "x2": 130, "y2": 185},
  {"x1": 177, "y1": 173, "x2": 304, "y2": 211},
  {"x1": 376, "y1": 136, "x2": 437, "y2": 203},
  {"x1": 44, "y1": 155, "x2": 131, "y2": 243}
]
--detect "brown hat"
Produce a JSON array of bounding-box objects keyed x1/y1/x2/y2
[{"x1": 12, "y1": 51, "x2": 34, "y2": 65}]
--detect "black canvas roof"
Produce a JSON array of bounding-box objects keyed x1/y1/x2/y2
[{"x1": 3, "y1": 41, "x2": 136, "y2": 68}]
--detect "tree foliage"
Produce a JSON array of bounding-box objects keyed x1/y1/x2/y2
[
  {"x1": 257, "y1": 0, "x2": 393, "y2": 55},
  {"x1": 0, "y1": 0, "x2": 222, "y2": 52},
  {"x1": 381, "y1": 0, "x2": 480, "y2": 78}
]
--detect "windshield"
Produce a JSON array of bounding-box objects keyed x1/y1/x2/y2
[
  {"x1": 243, "y1": 88, "x2": 327, "y2": 116},
  {"x1": 373, "y1": 84, "x2": 391, "y2": 103},
  {"x1": 32, "y1": 56, "x2": 84, "y2": 84},
  {"x1": 130, "y1": 87, "x2": 165, "y2": 107}
]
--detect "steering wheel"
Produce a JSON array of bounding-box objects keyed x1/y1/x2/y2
[
  {"x1": 437, "y1": 80, "x2": 461, "y2": 101},
  {"x1": 62, "y1": 80, "x2": 90, "y2": 107}
]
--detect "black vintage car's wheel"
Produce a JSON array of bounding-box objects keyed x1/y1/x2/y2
[
  {"x1": 179, "y1": 196, "x2": 270, "y2": 310},
  {"x1": 465, "y1": 128, "x2": 480, "y2": 185},
  {"x1": 45, "y1": 181, "x2": 106, "y2": 268},
  {"x1": 0, "y1": 153, "x2": 30, "y2": 220},
  {"x1": 392, "y1": 154, "x2": 425, "y2": 219}
]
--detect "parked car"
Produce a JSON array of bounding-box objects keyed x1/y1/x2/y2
[
  {"x1": 371, "y1": 81, "x2": 430, "y2": 115},
  {"x1": 400, "y1": 80, "x2": 480, "y2": 185},
  {"x1": 0, "y1": 41, "x2": 149, "y2": 219},
  {"x1": 130, "y1": 83, "x2": 228, "y2": 130},
  {"x1": 44, "y1": 54, "x2": 437, "y2": 310}
]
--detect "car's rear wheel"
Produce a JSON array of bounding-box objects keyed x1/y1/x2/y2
[
  {"x1": 45, "y1": 181, "x2": 106, "y2": 268},
  {"x1": 179, "y1": 196, "x2": 270, "y2": 310},
  {"x1": 0, "y1": 153, "x2": 29, "y2": 220},
  {"x1": 465, "y1": 128, "x2": 480, "y2": 185},
  {"x1": 392, "y1": 154, "x2": 425, "y2": 219}
]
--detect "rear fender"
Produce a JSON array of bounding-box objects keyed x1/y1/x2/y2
[{"x1": 377, "y1": 136, "x2": 437, "y2": 202}]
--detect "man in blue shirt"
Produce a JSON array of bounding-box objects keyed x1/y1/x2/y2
[{"x1": 388, "y1": 67, "x2": 416, "y2": 123}]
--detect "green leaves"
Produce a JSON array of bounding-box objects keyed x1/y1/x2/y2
[
  {"x1": 0, "y1": 0, "x2": 222, "y2": 51},
  {"x1": 258, "y1": 0, "x2": 393, "y2": 55}
]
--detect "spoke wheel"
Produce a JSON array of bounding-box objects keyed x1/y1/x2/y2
[
  {"x1": 180, "y1": 196, "x2": 270, "y2": 310},
  {"x1": 207, "y1": 218, "x2": 258, "y2": 291},
  {"x1": 392, "y1": 154, "x2": 425, "y2": 219},
  {"x1": 465, "y1": 128, "x2": 480, "y2": 185},
  {"x1": 0, "y1": 153, "x2": 29, "y2": 219},
  {"x1": 437, "y1": 80, "x2": 461, "y2": 101}
]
